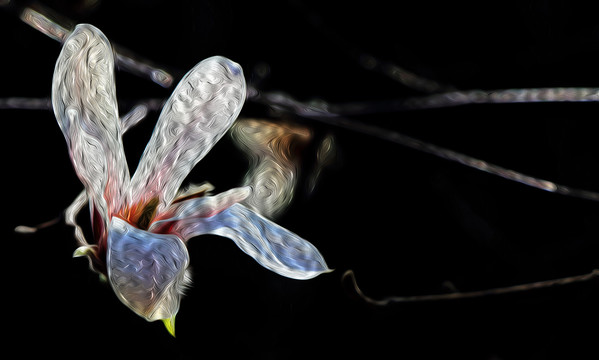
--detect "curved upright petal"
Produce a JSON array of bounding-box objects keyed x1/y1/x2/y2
[
  {"x1": 52, "y1": 24, "x2": 130, "y2": 224},
  {"x1": 128, "y1": 56, "x2": 246, "y2": 215},
  {"x1": 151, "y1": 203, "x2": 330, "y2": 280}
]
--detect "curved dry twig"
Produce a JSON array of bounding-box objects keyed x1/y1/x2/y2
[{"x1": 342, "y1": 269, "x2": 599, "y2": 306}]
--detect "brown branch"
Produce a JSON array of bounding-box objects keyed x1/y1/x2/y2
[
  {"x1": 18, "y1": 3, "x2": 176, "y2": 88},
  {"x1": 342, "y1": 269, "x2": 599, "y2": 306}
]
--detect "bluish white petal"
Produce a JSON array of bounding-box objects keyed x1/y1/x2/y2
[
  {"x1": 151, "y1": 186, "x2": 251, "y2": 226},
  {"x1": 152, "y1": 203, "x2": 330, "y2": 280},
  {"x1": 128, "y1": 56, "x2": 246, "y2": 214},
  {"x1": 107, "y1": 217, "x2": 190, "y2": 322}
]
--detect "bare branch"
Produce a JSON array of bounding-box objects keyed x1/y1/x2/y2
[
  {"x1": 358, "y1": 52, "x2": 457, "y2": 93},
  {"x1": 0, "y1": 97, "x2": 51, "y2": 110},
  {"x1": 251, "y1": 89, "x2": 599, "y2": 202},
  {"x1": 343, "y1": 269, "x2": 599, "y2": 306},
  {"x1": 328, "y1": 87, "x2": 599, "y2": 115},
  {"x1": 18, "y1": 3, "x2": 176, "y2": 88},
  {"x1": 8, "y1": 88, "x2": 599, "y2": 203}
]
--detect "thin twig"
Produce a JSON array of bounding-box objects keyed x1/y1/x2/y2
[
  {"x1": 251, "y1": 89, "x2": 599, "y2": 202},
  {"x1": 343, "y1": 269, "x2": 599, "y2": 306},
  {"x1": 18, "y1": 3, "x2": 176, "y2": 88},
  {"x1": 328, "y1": 87, "x2": 599, "y2": 115},
  {"x1": 292, "y1": 1, "x2": 456, "y2": 94},
  {"x1": 8, "y1": 1, "x2": 599, "y2": 202},
  {"x1": 14, "y1": 216, "x2": 62, "y2": 234},
  {"x1": 6, "y1": 91, "x2": 599, "y2": 203},
  {"x1": 0, "y1": 97, "x2": 51, "y2": 110}
]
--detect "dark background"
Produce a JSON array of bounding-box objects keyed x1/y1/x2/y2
[{"x1": 2, "y1": 1, "x2": 599, "y2": 359}]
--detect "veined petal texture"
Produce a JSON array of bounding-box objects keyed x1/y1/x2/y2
[
  {"x1": 107, "y1": 217, "x2": 190, "y2": 321},
  {"x1": 52, "y1": 24, "x2": 130, "y2": 222},
  {"x1": 151, "y1": 186, "x2": 251, "y2": 225},
  {"x1": 129, "y1": 56, "x2": 246, "y2": 214},
  {"x1": 153, "y1": 203, "x2": 329, "y2": 280}
]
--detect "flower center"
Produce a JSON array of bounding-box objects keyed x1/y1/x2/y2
[{"x1": 120, "y1": 197, "x2": 160, "y2": 230}]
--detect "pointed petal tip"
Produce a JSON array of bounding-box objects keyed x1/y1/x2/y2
[
  {"x1": 236, "y1": 185, "x2": 253, "y2": 202},
  {"x1": 296, "y1": 267, "x2": 334, "y2": 280},
  {"x1": 225, "y1": 59, "x2": 243, "y2": 76},
  {"x1": 162, "y1": 317, "x2": 176, "y2": 337},
  {"x1": 73, "y1": 245, "x2": 94, "y2": 257},
  {"x1": 281, "y1": 262, "x2": 333, "y2": 280}
]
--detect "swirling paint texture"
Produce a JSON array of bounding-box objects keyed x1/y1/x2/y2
[
  {"x1": 51, "y1": 24, "x2": 329, "y2": 335},
  {"x1": 231, "y1": 119, "x2": 311, "y2": 219},
  {"x1": 52, "y1": 24, "x2": 130, "y2": 246},
  {"x1": 127, "y1": 57, "x2": 246, "y2": 216},
  {"x1": 107, "y1": 217, "x2": 191, "y2": 321}
]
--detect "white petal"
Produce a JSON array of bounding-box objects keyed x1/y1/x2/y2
[
  {"x1": 152, "y1": 203, "x2": 330, "y2": 280},
  {"x1": 52, "y1": 24, "x2": 130, "y2": 223},
  {"x1": 150, "y1": 186, "x2": 251, "y2": 226},
  {"x1": 107, "y1": 217, "x2": 190, "y2": 321},
  {"x1": 128, "y1": 56, "x2": 246, "y2": 213}
]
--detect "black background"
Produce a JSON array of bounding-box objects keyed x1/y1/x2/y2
[{"x1": 2, "y1": 1, "x2": 599, "y2": 359}]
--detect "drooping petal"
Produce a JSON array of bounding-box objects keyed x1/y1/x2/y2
[
  {"x1": 128, "y1": 56, "x2": 246, "y2": 215},
  {"x1": 151, "y1": 203, "x2": 330, "y2": 280},
  {"x1": 107, "y1": 217, "x2": 190, "y2": 322},
  {"x1": 52, "y1": 24, "x2": 130, "y2": 225}
]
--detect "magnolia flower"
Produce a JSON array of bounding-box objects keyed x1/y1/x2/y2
[{"x1": 52, "y1": 24, "x2": 329, "y2": 336}]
